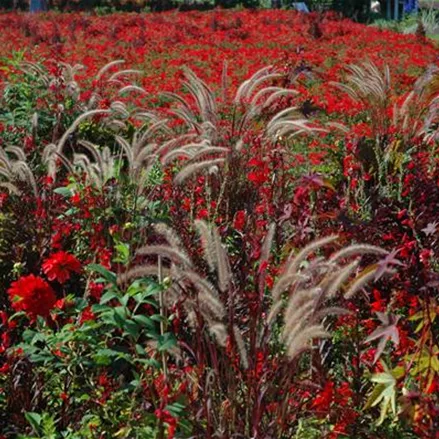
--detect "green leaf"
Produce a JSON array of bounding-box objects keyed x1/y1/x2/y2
[
  {"x1": 365, "y1": 361, "x2": 399, "y2": 426},
  {"x1": 87, "y1": 264, "x2": 117, "y2": 286},
  {"x1": 120, "y1": 293, "x2": 130, "y2": 307},
  {"x1": 132, "y1": 315, "x2": 155, "y2": 328},
  {"x1": 371, "y1": 372, "x2": 396, "y2": 385},
  {"x1": 53, "y1": 187, "x2": 73, "y2": 198},
  {"x1": 150, "y1": 314, "x2": 167, "y2": 323},
  {"x1": 25, "y1": 412, "x2": 42, "y2": 432},
  {"x1": 123, "y1": 319, "x2": 140, "y2": 338},
  {"x1": 93, "y1": 349, "x2": 117, "y2": 365},
  {"x1": 135, "y1": 344, "x2": 146, "y2": 355},
  {"x1": 100, "y1": 290, "x2": 119, "y2": 305},
  {"x1": 157, "y1": 333, "x2": 177, "y2": 352},
  {"x1": 113, "y1": 242, "x2": 130, "y2": 265},
  {"x1": 113, "y1": 306, "x2": 128, "y2": 326},
  {"x1": 166, "y1": 401, "x2": 186, "y2": 417}
]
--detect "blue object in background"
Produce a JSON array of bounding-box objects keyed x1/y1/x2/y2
[
  {"x1": 30, "y1": 0, "x2": 48, "y2": 12},
  {"x1": 292, "y1": 2, "x2": 310, "y2": 12},
  {"x1": 403, "y1": 0, "x2": 418, "y2": 13}
]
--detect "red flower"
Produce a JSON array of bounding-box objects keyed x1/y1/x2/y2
[
  {"x1": 88, "y1": 282, "x2": 104, "y2": 301},
  {"x1": 312, "y1": 380, "x2": 334, "y2": 412},
  {"x1": 197, "y1": 208, "x2": 209, "y2": 220},
  {"x1": 0, "y1": 192, "x2": 8, "y2": 207},
  {"x1": 8, "y1": 275, "x2": 57, "y2": 318},
  {"x1": 42, "y1": 251, "x2": 81, "y2": 283},
  {"x1": 233, "y1": 210, "x2": 246, "y2": 231},
  {"x1": 79, "y1": 306, "x2": 96, "y2": 324}
]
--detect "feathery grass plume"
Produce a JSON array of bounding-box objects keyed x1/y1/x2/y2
[
  {"x1": 59, "y1": 62, "x2": 83, "y2": 98},
  {"x1": 154, "y1": 223, "x2": 186, "y2": 254},
  {"x1": 266, "y1": 110, "x2": 327, "y2": 141},
  {"x1": 118, "y1": 220, "x2": 230, "y2": 352},
  {"x1": 212, "y1": 226, "x2": 232, "y2": 293},
  {"x1": 331, "y1": 61, "x2": 391, "y2": 137},
  {"x1": 95, "y1": 59, "x2": 126, "y2": 81},
  {"x1": 121, "y1": 222, "x2": 393, "y2": 372},
  {"x1": 286, "y1": 235, "x2": 338, "y2": 275},
  {"x1": 78, "y1": 140, "x2": 104, "y2": 169},
  {"x1": 235, "y1": 66, "x2": 280, "y2": 104},
  {"x1": 19, "y1": 61, "x2": 51, "y2": 87},
  {"x1": 162, "y1": 140, "x2": 218, "y2": 164},
  {"x1": 117, "y1": 265, "x2": 172, "y2": 288},
  {"x1": 193, "y1": 220, "x2": 232, "y2": 293},
  {"x1": 114, "y1": 118, "x2": 170, "y2": 194},
  {"x1": 179, "y1": 269, "x2": 221, "y2": 300},
  {"x1": 31, "y1": 112, "x2": 38, "y2": 138},
  {"x1": 283, "y1": 287, "x2": 321, "y2": 335},
  {"x1": 210, "y1": 323, "x2": 228, "y2": 347},
  {"x1": 233, "y1": 325, "x2": 249, "y2": 369},
  {"x1": 109, "y1": 69, "x2": 143, "y2": 82},
  {"x1": 182, "y1": 67, "x2": 218, "y2": 127},
  {"x1": 197, "y1": 288, "x2": 226, "y2": 320},
  {"x1": 35, "y1": 59, "x2": 150, "y2": 178},
  {"x1": 271, "y1": 272, "x2": 308, "y2": 303},
  {"x1": 72, "y1": 144, "x2": 117, "y2": 191},
  {"x1": 0, "y1": 147, "x2": 38, "y2": 197},
  {"x1": 58, "y1": 62, "x2": 84, "y2": 82},
  {"x1": 265, "y1": 235, "x2": 391, "y2": 361},
  {"x1": 266, "y1": 300, "x2": 284, "y2": 327},
  {"x1": 323, "y1": 260, "x2": 359, "y2": 299},
  {"x1": 111, "y1": 101, "x2": 130, "y2": 118},
  {"x1": 259, "y1": 223, "x2": 276, "y2": 265},
  {"x1": 118, "y1": 85, "x2": 147, "y2": 96},
  {"x1": 344, "y1": 265, "x2": 380, "y2": 299},
  {"x1": 160, "y1": 65, "x2": 305, "y2": 184},
  {"x1": 42, "y1": 144, "x2": 74, "y2": 178},
  {"x1": 174, "y1": 158, "x2": 225, "y2": 185},
  {"x1": 136, "y1": 245, "x2": 193, "y2": 268},
  {"x1": 194, "y1": 219, "x2": 217, "y2": 272},
  {"x1": 154, "y1": 134, "x2": 198, "y2": 158},
  {"x1": 0, "y1": 182, "x2": 20, "y2": 196},
  {"x1": 389, "y1": 76, "x2": 439, "y2": 145},
  {"x1": 56, "y1": 109, "x2": 112, "y2": 155},
  {"x1": 329, "y1": 244, "x2": 388, "y2": 262},
  {"x1": 286, "y1": 325, "x2": 330, "y2": 361}
]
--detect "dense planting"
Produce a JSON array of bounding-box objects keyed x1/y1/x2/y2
[{"x1": 1, "y1": 9, "x2": 439, "y2": 439}]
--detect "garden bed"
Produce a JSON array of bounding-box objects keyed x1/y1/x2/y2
[{"x1": 1, "y1": 9, "x2": 439, "y2": 439}]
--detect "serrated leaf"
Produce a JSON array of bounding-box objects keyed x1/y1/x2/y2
[
  {"x1": 365, "y1": 361, "x2": 398, "y2": 426},
  {"x1": 364, "y1": 312, "x2": 400, "y2": 364},
  {"x1": 371, "y1": 372, "x2": 396, "y2": 385}
]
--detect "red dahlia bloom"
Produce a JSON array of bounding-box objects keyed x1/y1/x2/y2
[
  {"x1": 8, "y1": 275, "x2": 57, "y2": 318},
  {"x1": 42, "y1": 251, "x2": 81, "y2": 284}
]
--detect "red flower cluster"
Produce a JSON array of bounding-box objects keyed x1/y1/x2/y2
[
  {"x1": 42, "y1": 251, "x2": 81, "y2": 283},
  {"x1": 8, "y1": 275, "x2": 57, "y2": 318}
]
